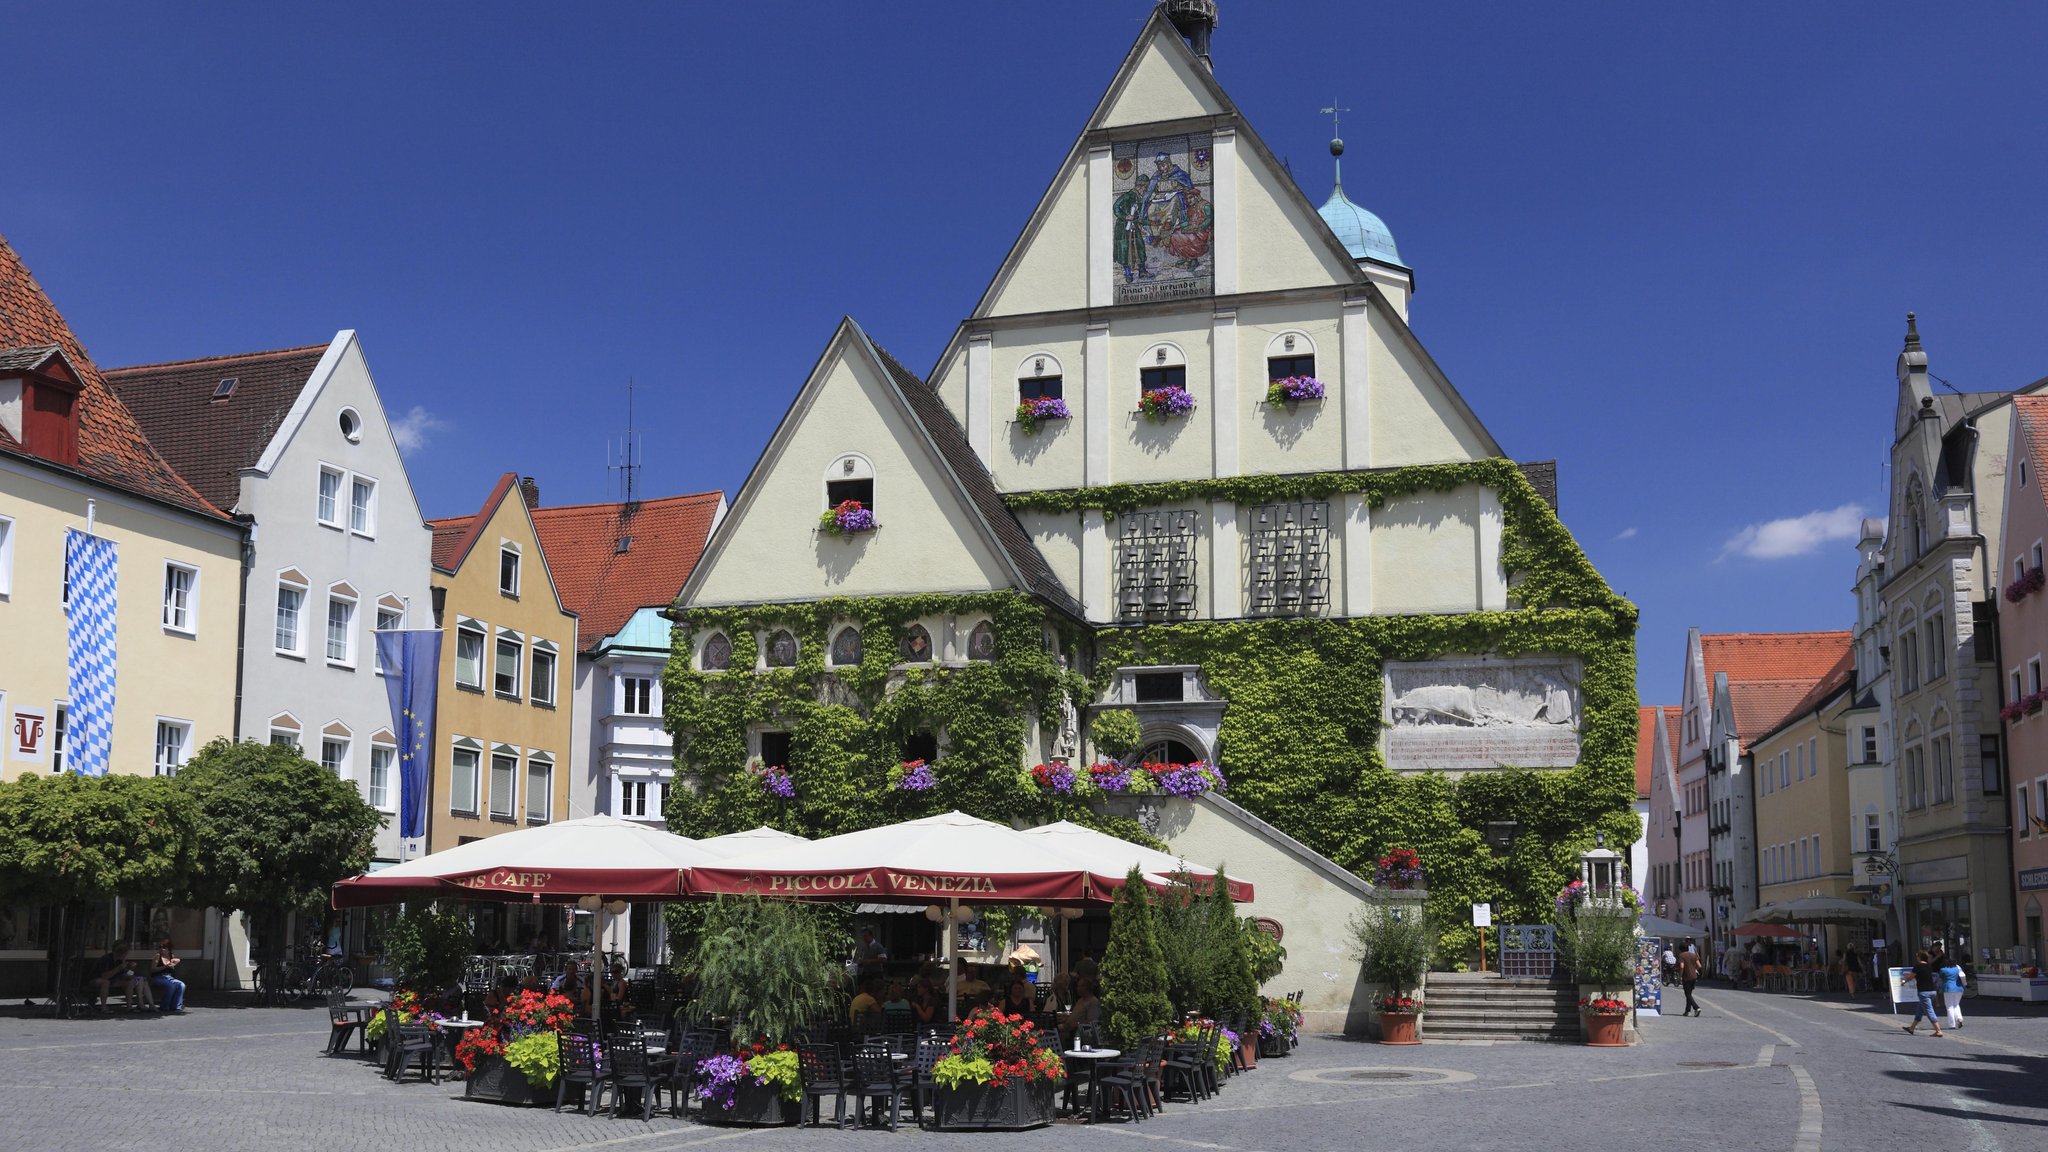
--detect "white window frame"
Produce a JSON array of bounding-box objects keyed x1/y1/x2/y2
[
  {"x1": 269, "y1": 714, "x2": 302, "y2": 752},
  {"x1": 152, "y1": 718, "x2": 191, "y2": 777},
  {"x1": 454, "y1": 618, "x2": 487, "y2": 690},
  {"x1": 489, "y1": 746, "x2": 520, "y2": 821},
  {"x1": 493, "y1": 629, "x2": 524, "y2": 699},
  {"x1": 161, "y1": 560, "x2": 198, "y2": 635},
  {"x1": 349, "y1": 474, "x2": 378, "y2": 537},
  {"x1": 325, "y1": 587, "x2": 358, "y2": 667},
  {"x1": 0, "y1": 514, "x2": 15, "y2": 597},
  {"x1": 320, "y1": 734, "x2": 351, "y2": 779},
  {"x1": 50, "y1": 703, "x2": 68, "y2": 774},
  {"x1": 317, "y1": 465, "x2": 344, "y2": 527},
  {"x1": 525, "y1": 751, "x2": 553, "y2": 824},
  {"x1": 275, "y1": 575, "x2": 309, "y2": 657},
  {"x1": 449, "y1": 738, "x2": 482, "y2": 816},
  {"x1": 498, "y1": 542, "x2": 521, "y2": 597},
  {"x1": 620, "y1": 674, "x2": 655, "y2": 717},
  {"x1": 368, "y1": 739, "x2": 396, "y2": 812},
  {"x1": 530, "y1": 640, "x2": 558, "y2": 706},
  {"x1": 373, "y1": 598, "x2": 405, "y2": 674}
]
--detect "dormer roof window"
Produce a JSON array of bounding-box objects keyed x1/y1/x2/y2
[{"x1": 0, "y1": 344, "x2": 83, "y2": 467}]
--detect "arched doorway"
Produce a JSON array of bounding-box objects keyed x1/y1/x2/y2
[{"x1": 1137, "y1": 738, "x2": 1201, "y2": 765}]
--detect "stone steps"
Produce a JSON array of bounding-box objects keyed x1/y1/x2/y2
[{"x1": 1421, "y1": 975, "x2": 1580, "y2": 1042}]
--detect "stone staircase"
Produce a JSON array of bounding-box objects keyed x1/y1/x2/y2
[{"x1": 1421, "y1": 972, "x2": 1580, "y2": 1042}]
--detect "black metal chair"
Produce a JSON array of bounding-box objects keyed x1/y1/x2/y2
[
  {"x1": 554, "y1": 1033, "x2": 601, "y2": 1114},
  {"x1": 909, "y1": 1035, "x2": 947, "y2": 1116},
  {"x1": 601, "y1": 1043, "x2": 661, "y2": 1120},
  {"x1": 1097, "y1": 1038, "x2": 1164, "y2": 1121},
  {"x1": 852, "y1": 1047, "x2": 918, "y2": 1131},
  {"x1": 797, "y1": 1043, "x2": 856, "y2": 1128},
  {"x1": 882, "y1": 1007, "x2": 916, "y2": 1035},
  {"x1": 325, "y1": 991, "x2": 364, "y2": 1056},
  {"x1": 1162, "y1": 1036, "x2": 1210, "y2": 1102},
  {"x1": 388, "y1": 1022, "x2": 439, "y2": 1084}
]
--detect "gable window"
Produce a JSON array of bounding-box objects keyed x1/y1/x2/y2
[
  {"x1": 526, "y1": 753, "x2": 553, "y2": 823},
  {"x1": 701, "y1": 632, "x2": 733, "y2": 671},
  {"x1": 825, "y1": 477, "x2": 874, "y2": 514},
  {"x1": 275, "y1": 577, "x2": 308, "y2": 656},
  {"x1": 321, "y1": 736, "x2": 349, "y2": 778},
  {"x1": 489, "y1": 748, "x2": 519, "y2": 821},
  {"x1": 831, "y1": 626, "x2": 863, "y2": 667},
  {"x1": 455, "y1": 621, "x2": 486, "y2": 690},
  {"x1": 494, "y1": 632, "x2": 523, "y2": 698},
  {"x1": 1018, "y1": 371, "x2": 1063, "y2": 402},
  {"x1": 1267, "y1": 350, "x2": 1317, "y2": 382},
  {"x1": 349, "y1": 476, "x2": 377, "y2": 536},
  {"x1": 899, "y1": 624, "x2": 932, "y2": 663},
  {"x1": 450, "y1": 742, "x2": 481, "y2": 815},
  {"x1": 530, "y1": 641, "x2": 557, "y2": 706},
  {"x1": 369, "y1": 741, "x2": 395, "y2": 811},
  {"x1": 1139, "y1": 364, "x2": 1186, "y2": 394},
  {"x1": 1017, "y1": 353, "x2": 1065, "y2": 413},
  {"x1": 498, "y1": 545, "x2": 520, "y2": 597},
  {"x1": 162, "y1": 562, "x2": 198, "y2": 634},
  {"x1": 338, "y1": 407, "x2": 361, "y2": 442},
  {"x1": 318, "y1": 467, "x2": 343, "y2": 526},
  {"x1": 621, "y1": 676, "x2": 655, "y2": 716},
  {"x1": 326, "y1": 590, "x2": 357, "y2": 666},
  {"x1": 767, "y1": 630, "x2": 798, "y2": 668},
  {"x1": 152, "y1": 720, "x2": 190, "y2": 777}
]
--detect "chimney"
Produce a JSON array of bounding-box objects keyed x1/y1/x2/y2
[
  {"x1": 1162, "y1": 0, "x2": 1217, "y2": 70},
  {"x1": 520, "y1": 476, "x2": 541, "y2": 509}
]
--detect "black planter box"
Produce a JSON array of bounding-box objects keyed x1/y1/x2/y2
[
  {"x1": 931, "y1": 1080, "x2": 1060, "y2": 1131},
  {"x1": 1258, "y1": 1034, "x2": 1291, "y2": 1058},
  {"x1": 463, "y1": 1054, "x2": 555, "y2": 1107},
  {"x1": 699, "y1": 1077, "x2": 801, "y2": 1126}
]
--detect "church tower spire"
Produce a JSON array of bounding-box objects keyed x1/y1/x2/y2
[
  {"x1": 1161, "y1": 0, "x2": 1217, "y2": 70},
  {"x1": 1314, "y1": 100, "x2": 1413, "y2": 312}
]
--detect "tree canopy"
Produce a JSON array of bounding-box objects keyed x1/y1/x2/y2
[
  {"x1": 0, "y1": 773, "x2": 197, "y2": 907},
  {"x1": 171, "y1": 738, "x2": 383, "y2": 915},
  {"x1": 1097, "y1": 866, "x2": 1172, "y2": 1049}
]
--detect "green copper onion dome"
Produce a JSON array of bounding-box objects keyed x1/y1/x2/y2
[{"x1": 1317, "y1": 137, "x2": 1402, "y2": 266}]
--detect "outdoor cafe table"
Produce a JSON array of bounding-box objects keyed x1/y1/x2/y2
[{"x1": 1062, "y1": 1048, "x2": 1120, "y2": 1123}]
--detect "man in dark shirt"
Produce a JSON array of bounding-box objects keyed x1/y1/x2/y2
[{"x1": 1677, "y1": 942, "x2": 1702, "y2": 1017}]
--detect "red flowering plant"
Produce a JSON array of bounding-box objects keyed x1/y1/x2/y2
[
  {"x1": 1578, "y1": 995, "x2": 1629, "y2": 1017},
  {"x1": 1373, "y1": 847, "x2": 1424, "y2": 890},
  {"x1": 453, "y1": 990, "x2": 577, "y2": 1080},
  {"x1": 931, "y1": 1005, "x2": 1066, "y2": 1088},
  {"x1": 1376, "y1": 992, "x2": 1419, "y2": 1014}
]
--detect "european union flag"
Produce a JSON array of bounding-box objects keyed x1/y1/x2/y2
[{"x1": 376, "y1": 630, "x2": 441, "y2": 841}]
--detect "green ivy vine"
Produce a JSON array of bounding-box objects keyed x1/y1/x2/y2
[{"x1": 664, "y1": 462, "x2": 1639, "y2": 967}]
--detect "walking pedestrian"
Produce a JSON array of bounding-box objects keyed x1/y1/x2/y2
[
  {"x1": 1842, "y1": 946, "x2": 1861, "y2": 996},
  {"x1": 1678, "y1": 941, "x2": 1702, "y2": 1017},
  {"x1": 1661, "y1": 944, "x2": 1678, "y2": 987},
  {"x1": 1902, "y1": 948, "x2": 1944, "y2": 1036},
  {"x1": 1939, "y1": 952, "x2": 1967, "y2": 1029}
]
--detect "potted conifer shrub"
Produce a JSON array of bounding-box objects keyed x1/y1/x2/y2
[
  {"x1": 1351, "y1": 903, "x2": 1433, "y2": 1044},
  {"x1": 1099, "y1": 865, "x2": 1173, "y2": 1052},
  {"x1": 1555, "y1": 888, "x2": 1637, "y2": 1048}
]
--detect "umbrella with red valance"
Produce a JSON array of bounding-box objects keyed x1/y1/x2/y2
[
  {"x1": 1017, "y1": 820, "x2": 1254, "y2": 902},
  {"x1": 331, "y1": 814, "x2": 718, "y2": 908}
]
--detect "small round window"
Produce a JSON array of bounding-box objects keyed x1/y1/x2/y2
[{"x1": 338, "y1": 407, "x2": 362, "y2": 443}]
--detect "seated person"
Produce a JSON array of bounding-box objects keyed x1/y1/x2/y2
[
  {"x1": 149, "y1": 938, "x2": 186, "y2": 1013},
  {"x1": 880, "y1": 980, "x2": 912, "y2": 1018},
  {"x1": 1002, "y1": 974, "x2": 1035, "y2": 1015},
  {"x1": 848, "y1": 976, "x2": 883, "y2": 1026},
  {"x1": 91, "y1": 944, "x2": 149, "y2": 1012},
  {"x1": 951, "y1": 960, "x2": 991, "y2": 1004},
  {"x1": 1058, "y1": 976, "x2": 1100, "y2": 1043},
  {"x1": 909, "y1": 979, "x2": 940, "y2": 1025},
  {"x1": 603, "y1": 961, "x2": 635, "y2": 1019}
]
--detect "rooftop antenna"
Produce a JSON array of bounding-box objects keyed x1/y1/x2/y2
[{"x1": 608, "y1": 377, "x2": 642, "y2": 512}]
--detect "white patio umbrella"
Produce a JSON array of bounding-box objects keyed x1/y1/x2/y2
[
  {"x1": 694, "y1": 825, "x2": 808, "y2": 859},
  {"x1": 1781, "y1": 896, "x2": 1887, "y2": 924},
  {"x1": 690, "y1": 811, "x2": 1131, "y2": 1021}
]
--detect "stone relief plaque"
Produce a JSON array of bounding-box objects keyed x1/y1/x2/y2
[{"x1": 1381, "y1": 656, "x2": 1582, "y2": 773}]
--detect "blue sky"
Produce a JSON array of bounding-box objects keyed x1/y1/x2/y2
[{"x1": 6, "y1": 1, "x2": 2045, "y2": 700}]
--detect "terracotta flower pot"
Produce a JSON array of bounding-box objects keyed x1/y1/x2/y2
[
  {"x1": 1583, "y1": 1012, "x2": 1628, "y2": 1047},
  {"x1": 1379, "y1": 1010, "x2": 1420, "y2": 1045}
]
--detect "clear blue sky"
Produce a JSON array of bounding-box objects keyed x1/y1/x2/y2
[{"x1": 7, "y1": 2, "x2": 2046, "y2": 701}]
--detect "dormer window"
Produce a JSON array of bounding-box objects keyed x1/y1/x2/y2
[
  {"x1": 499, "y1": 545, "x2": 521, "y2": 597},
  {"x1": 0, "y1": 346, "x2": 83, "y2": 467}
]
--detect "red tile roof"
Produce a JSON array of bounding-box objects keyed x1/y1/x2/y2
[
  {"x1": 427, "y1": 472, "x2": 518, "y2": 573},
  {"x1": 2012, "y1": 395, "x2": 2048, "y2": 519},
  {"x1": 104, "y1": 344, "x2": 330, "y2": 512},
  {"x1": 529, "y1": 492, "x2": 723, "y2": 650},
  {"x1": 1635, "y1": 706, "x2": 1675, "y2": 798},
  {"x1": 1696, "y1": 631, "x2": 1852, "y2": 749},
  {"x1": 0, "y1": 234, "x2": 228, "y2": 519},
  {"x1": 1752, "y1": 649, "x2": 1856, "y2": 746}
]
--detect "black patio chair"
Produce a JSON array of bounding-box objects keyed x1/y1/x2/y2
[
  {"x1": 866, "y1": 1032, "x2": 913, "y2": 1057},
  {"x1": 909, "y1": 1035, "x2": 947, "y2": 1116},
  {"x1": 601, "y1": 1043, "x2": 660, "y2": 1120},
  {"x1": 1162, "y1": 1036, "x2": 1210, "y2": 1102},
  {"x1": 554, "y1": 1033, "x2": 601, "y2": 1114},
  {"x1": 882, "y1": 1007, "x2": 916, "y2": 1035},
  {"x1": 852, "y1": 1047, "x2": 918, "y2": 1131},
  {"x1": 388, "y1": 1022, "x2": 439, "y2": 1084},
  {"x1": 1096, "y1": 1038, "x2": 1164, "y2": 1121},
  {"x1": 325, "y1": 991, "x2": 364, "y2": 1056},
  {"x1": 653, "y1": 1028, "x2": 717, "y2": 1118},
  {"x1": 797, "y1": 1043, "x2": 856, "y2": 1128}
]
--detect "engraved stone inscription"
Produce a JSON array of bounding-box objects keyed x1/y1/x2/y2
[{"x1": 1382, "y1": 657, "x2": 1582, "y2": 773}]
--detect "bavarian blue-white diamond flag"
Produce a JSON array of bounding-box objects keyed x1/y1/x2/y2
[
  {"x1": 64, "y1": 529, "x2": 118, "y2": 777},
  {"x1": 376, "y1": 629, "x2": 441, "y2": 841}
]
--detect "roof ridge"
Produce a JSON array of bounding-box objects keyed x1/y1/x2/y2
[
  {"x1": 103, "y1": 343, "x2": 330, "y2": 375},
  {"x1": 1701, "y1": 630, "x2": 1853, "y2": 640},
  {"x1": 530, "y1": 490, "x2": 723, "y2": 516}
]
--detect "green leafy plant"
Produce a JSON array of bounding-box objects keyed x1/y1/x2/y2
[
  {"x1": 686, "y1": 896, "x2": 841, "y2": 1044},
  {"x1": 384, "y1": 905, "x2": 473, "y2": 994},
  {"x1": 1202, "y1": 870, "x2": 1261, "y2": 1024},
  {"x1": 1098, "y1": 866, "x2": 1173, "y2": 1050},
  {"x1": 747, "y1": 1048, "x2": 802, "y2": 1101},
  {"x1": 1089, "y1": 709, "x2": 1142, "y2": 762},
  {"x1": 503, "y1": 1032, "x2": 561, "y2": 1087},
  {"x1": 1350, "y1": 904, "x2": 1435, "y2": 997},
  {"x1": 1242, "y1": 917, "x2": 1287, "y2": 985},
  {"x1": 932, "y1": 1055, "x2": 995, "y2": 1088},
  {"x1": 1556, "y1": 907, "x2": 1637, "y2": 997}
]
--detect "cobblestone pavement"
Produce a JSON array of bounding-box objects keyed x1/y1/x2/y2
[{"x1": 1, "y1": 987, "x2": 2043, "y2": 1152}]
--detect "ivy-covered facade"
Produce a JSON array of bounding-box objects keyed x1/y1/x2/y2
[{"x1": 664, "y1": 10, "x2": 1638, "y2": 969}]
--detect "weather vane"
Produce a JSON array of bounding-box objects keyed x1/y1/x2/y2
[{"x1": 1320, "y1": 99, "x2": 1350, "y2": 140}]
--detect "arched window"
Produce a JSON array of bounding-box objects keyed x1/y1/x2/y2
[
  {"x1": 767, "y1": 630, "x2": 798, "y2": 668},
  {"x1": 1138, "y1": 738, "x2": 1200, "y2": 765},
  {"x1": 831, "y1": 625, "x2": 863, "y2": 667},
  {"x1": 966, "y1": 621, "x2": 996, "y2": 661},
  {"x1": 824, "y1": 454, "x2": 875, "y2": 521},
  {"x1": 1137, "y1": 342, "x2": 1188, "y2": 404},
  {"x1": 1265, "y1": 330, "x2": 1317, "y2": 387},
  {"x1": 701, "y1": 632, "x2": 732, "y2": 672},
  {"x1": 898, "y1": 624, "x2": 933, "y2": 663},
  {"x1": 1017, "y1": 353, "x2": 1064, "y2": 404}
]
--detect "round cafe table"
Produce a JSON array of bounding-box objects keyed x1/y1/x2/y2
[{"x1": 1062, "y1": 1048, "x2": 1120, "y2": 1123}]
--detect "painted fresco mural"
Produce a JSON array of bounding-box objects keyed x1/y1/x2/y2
[{"x1": 1111, "y1": 133, "x2": 1214, "y2": 305}]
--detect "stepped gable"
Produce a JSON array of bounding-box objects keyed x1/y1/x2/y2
[
  {"x1": 0, "y1": 234, "x2": 228, "y2": 519},
  {"x1": 104, "y1": 344, "x2": 329, "y2": 512},
  {"x1": 528, "y1": 491, "x2": 724, "y2": 651}
]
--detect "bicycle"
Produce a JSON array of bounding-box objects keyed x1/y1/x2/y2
[{"x1": 309, "y1": 952, "x2": 354, "y2": 997}]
